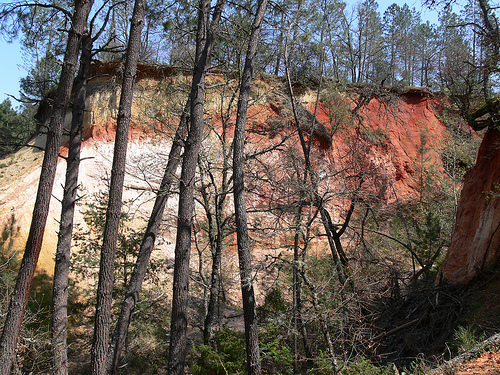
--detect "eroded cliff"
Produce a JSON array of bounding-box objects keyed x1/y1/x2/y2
[
  {"x1": 439, "y1": 127, "x2": 500, "y2": 284},
  {"x1": 0, "y1": 63, "x2": 452, "y2": 279}
]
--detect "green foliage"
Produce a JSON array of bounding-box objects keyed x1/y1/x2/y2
[
  {"x1": 360, "y1": 127, "x2": 389, "y2": 147},
  {"x1": 402, "y1": 354, "x2": 432, "y2": 375},
  {"x1": 415, "y1": 130, "x2": 437, "y2": 203},
  {"x1": 257, "y1": 288, "x2": 293, "y2": 373},
  {"x1": 72, "y1": 190, "x2": 144, "y2": 303},
  {"x1": 341, "y1": 357, "x2": 394, "y2": 375},
  {"x1": 413, "y1": 210, "x2": 442, "y2": 277},
  {"x1": 0, "y1": 99, "x2": 36, "y2": 157},
  {"x1": 440, "y1": 108, "x2": 481, "y2": 184},
  {"x1": 312, "y1": 351, "x2": 336, "y2": 375},
  {"x1": 312, "y1": 354, "x2": 393, "y2": 375},
  {"x1": 260, "y1": 322, "x2": 293, "y2": 375},
  {"x1": 257, "y1": 287, "x2": 289, "y2": 318},
  {"x1": 453, "y1": 326, "x2": 487, "y2": 354},
  {"x1": 20, "y1": 53, "x2": 61, "y2": 102},
  {"x1": 191, "y1": 327, "x2": 247, "y2": 375},
  {"x1": 320, "y1": 86, "x2": 354, "y2": 137},
  {"x1": 71, "y1": 189, "x2": 171, "y2": 372},
  {"x1": 484, "y1": 180, "x2": 500, "y2": 204},
  {"x1": 126, "y1": 312, "x2": 171, "y2": 373}
]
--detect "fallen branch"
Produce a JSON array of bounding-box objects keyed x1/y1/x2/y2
[
  {"x1": 431, "y1": 332, "x2": 500, "y2": 374},
  {"x1": 370, "y1": 317, "x2": 421, "y2": 345}
]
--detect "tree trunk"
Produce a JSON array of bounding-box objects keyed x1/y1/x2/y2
[
  {"x1": 0, "y1": 1, "x2": 93, "y2": 373},
  {"x1": 300, "y1": 271, "x2": 339, "y2": 374},
  {"x1": 106, "y1": 99, "x2": 189, "y2": 374},
  {"x1": 201, "y1": 175, "x2": 226, "y2": 344},
  {"x1": 52, "y1": 32, "x2": 93, "y2": 375},
  {"x1": 202, "y1": 109, "x2": 232, "y2": 344},
  {"x1": 90, "y1": 0, "x2": 145, "y2": 374},
  {"x1": 167, "y1": 1, "x2": 224, "y2": 374},
  {"x1": 202, "y1": 225, "x2": 223, "y2": 343},
  {"x1": 232, "y1": 1, "x2": 268, "y2": 374},
  {"x1": 292, "y1": 198, "x2": 314, "y2": 373}
]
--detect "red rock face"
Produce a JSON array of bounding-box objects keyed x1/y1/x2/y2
[
  {"x1": 0, "y1": 67, "x2": 454, "y2": 275},
  {"x1": 439, "y1": 127, "x2": 500, "y2": 284}
]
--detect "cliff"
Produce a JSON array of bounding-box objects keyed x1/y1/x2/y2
[
  {"x1": 0, "y1": 62, "x2": 450, "y2": 277},
  {"x1": 439, "y1": 127, "x2": 500, "y2": 284}
]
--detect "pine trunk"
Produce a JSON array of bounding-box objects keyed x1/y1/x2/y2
[
  {"x1": 106, "y1": 99, "x2": 189, "y2": 374},
  {"x1": 90, "y1": 0, "x2": 146, "y2": 374},
  {"x1": 232, "y1": 1, "x2": 268, "y2": 374},
  {"x1": 167, "y1": 1, "x2": 224, "y2": 373},
  {"x1": 0, "y1": 1, "x2": 93, "y2": 373},
  {"x1": 52, "y1": 33, "x2": 93, "y2": 375}
]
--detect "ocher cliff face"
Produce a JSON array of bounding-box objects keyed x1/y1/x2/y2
[
  {"x1": 0, "y1": 62, "x2": 451, "y2": 277},
  {"x1": 439, "y1": 127, "x2": 500, "y2": 284}
]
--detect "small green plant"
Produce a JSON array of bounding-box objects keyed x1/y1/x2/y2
[
  {"x1": 402, "y1": 353, "x2": 434, "y2": 375},
  {"x1": 127, "y1": 313, "x2": 170, "y2": 374},
  {"x1": 413, "y1": 210, "x2": 442, "y2": 279},
  {"x1": 72, "y1": 190, "x2": 145, "y2": 304},
  {"x1": 453, "y1": 325, "x2": 487, "y2": 353},
  {"x1": 360, "y1": 126, "x2": 389, "y2": 147},
  {"x1": 484, "y1": 180, "x2": 500, "y2": 203}
]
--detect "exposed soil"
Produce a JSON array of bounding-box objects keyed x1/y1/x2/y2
[{"x1": 452, "y1": 351, "x2": 500, "y2": 375}]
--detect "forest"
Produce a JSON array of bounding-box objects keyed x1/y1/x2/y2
[{"x1": 0, "y1": 0, "x2": 500, "y2": 374}]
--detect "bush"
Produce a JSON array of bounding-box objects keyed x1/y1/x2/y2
[
  {"x1": 257, "y1": 287, "x2": 289, "y2": 319},
  {"x1": 342, "y1": 356, "x2": 394, "y2": 375},
  {"x1": 191, "y1": 327, "x2": 246, "y2": 375},
  {"x1": 260, "y1": 322, "x2": 293, "y2": 374}
]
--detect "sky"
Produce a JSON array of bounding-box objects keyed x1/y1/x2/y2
[
  {"x1": 0, "y1": 35, "x2": 24, "y2": 107},
  {"x1": 0, "y1": 0, "x2": 441, "y2": 108}
]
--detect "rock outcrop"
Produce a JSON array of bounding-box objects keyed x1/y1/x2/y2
[
  {"x1": 0, "y1": 62, "x2": 450, "y2": 276},
  {"x1": 439, "y1": 127, "x2": 500, "y2": 284}
]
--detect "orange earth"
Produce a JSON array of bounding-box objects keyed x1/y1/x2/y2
[{"x1": 444, "y1": 351, "x2": 500, "y2": 375}]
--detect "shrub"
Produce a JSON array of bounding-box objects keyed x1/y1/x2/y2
[
  {"x1": 191, "y1": 327, "x2": 246, "y2": 375},
  {"x1": 342, "y1": 357, "x2": 393, "y2": 375},
  {"x1": 257, "y1": 287, "x2": 289, "y2": 319},
  {"x1": 260, "y1": 322, "x2": 293, "y2": 374}
]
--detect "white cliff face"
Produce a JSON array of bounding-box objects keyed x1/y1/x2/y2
[{"x1": 0, "y1": 134, "x2": 179, "y2": 276}]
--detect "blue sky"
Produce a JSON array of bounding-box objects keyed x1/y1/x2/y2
[
  {"x1": 0, "y1": 0, "x2": 440, "y2": 108},
  {"x1": 0, "y1": 36, "x2": 24, "y2": 106}
]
